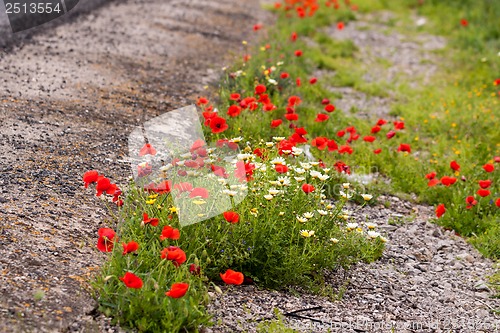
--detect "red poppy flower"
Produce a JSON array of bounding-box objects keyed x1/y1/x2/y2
[
  {"x1": 337, "y1": 130, "x2": 345, "y2": 137},
  {"x1": 223, "y1": 211, "x2": 240, "y2": 224},
  {"x1": 97, "y1": 228, "x2": 116, "y2": 252},
  {"x1": 324, "y1": 104, "x2": 335, "y2": 113},
  {"x1": 209, "y1": 116, "x2": 229, "y2": 134},
  {"x1": 483, "y1": 163, "x2": 494, "y2": 172},
  {"x1": 119, "y1": 272, "x2": 143, "y2": 289},
  {"x1": 386, "y1": 131, "x2": 396, "y2": 139},
  {"x1": 122, "y1": 241, "x2": 139, "y2": 255},
  {"x1": 271, "y1": 119, "x2": 283, "y2": 128},
  {"x1": 338, "y1": 145, "x2": 354, "y2": 154},
  {"x1": 165, "y1": 282, "x2": 189, "y2": 298},
  {"x1": 495, "y1": 198, "x2": 500, "y2": 208},
  {"x1": 189, "y1": 187, "x2": 209, "y2": 199},
  {"x1": 161, "y1": 246, "x2": 187, "y2": 267},
  {"x1": 253, "y1": 24, "x2": 262, "y2": 31},
  {"x1": 83, "y1": 170, "x2": 99, "y2": 188},
  {"x1": 377, "y1": 119, "x2": 388, "y2": 126},
  {"x1": 477, "y1": 189, "x2": 490, "y2": 197},
  {"x1": 494, "y1": 156, "x2": 500, "y2": 163},
  {"x1": 435, "y1": 204, "x2": 446, "y2": 218},
  {"x1": 428, "y1": 179, "x2": 440, "y2": 187},
  {"x1": 288, "y1": 96, "x2": 302, "y2": 106},
  {"x1": 363, "y1": 136, "x2": 376, "y2": 143},
  {"x1": 337, "y1": 22, "x2": 344, "y2": 30},
  {"x1": 197, "y1": 97, "x2": 209, "y2": 105},
  {"x1": 202, "y1": 111, "x2": 216, "y2": 126},
  {"x1": 371, "y1": 125, "x2": 381, "y2": 134},
  {"x1": 220, "y1": 269, "x2": 244, "y2": 285},
  {"x1": 280, "y1": 72, "x2": 290, "y2": 79},
  {"x1": 275, "y1": 164, "x2": 288, "y2": 173},
  {"x1": 96, "y1": 177, "x2": 111, "y2": 196},
  {"x1": 139, "y1": 143, "x2": 157, "y2": 156},
  {"x1": 290, "y1": 127, "x2": 308, "y2": 144},
  {"x1": 327, "y1": 139, "x2": 338, "y2": 152},
  {"x1": 334, "y1": 161, "x2": 351, "y2": 174},
  {"x1": 291, "y1": 32, "x2": 298, "y2": 41},
  {"x1": 294, "y1": 50, "x2": 303, "y2": 57},
  {"x1": 143, "y1": 213, "x2": 159, "y2": 227},
  {"x1": 460, "y1": 19, "x2": 468, "y2": 27},
  {"x1": 189, "y1": 264, "x2": 201, "y2": 275},
  {"x1": 285, "y1": 113, "x2": 298, "y2": 121},
  {"x1": 394, "y1": 121, "x2": 405, "y2": 130},
  {"x1": 478, "y1": 180, "x2": 492, "y2": 189},
  {"x1": 425, "y1": 172, "x2": 437, "y2": 180},
  {"x1": 255, "y1": 84, "x2": 266, "y2": 95},
  {"x1": 450, "y1": 161, "x2": 460, "y2": 171},
  {"x1": 397, "y1": 143, "x2": 411, "y2": 153},
  {"x1": 278, "y1": 139, "x2": 296, "y2": 155},
  {"x1": 465, "y1": 196, "x2": 478, "y2": 209},
  {"x1": 235, "y1": 161, "x2": 255, "y2": 182},
  {"x1": 302, "y1": 184, "x2": 315, "y2": 193},
  {"x1": 312, "y1": 137, "x2": 328, "y2": 150},
  {"x1": 440, "y1": 176, "x2": 457, "y2": 186},
  {"x1": 158, "y1": 225, "x2": 180, "y2": 241},
  {"x1": 296, "y1": 78, "x2": 301, "y2": 86},
  {"x1": 230, "y1": 93, "x2": 240, "y2": 101},
  {"x1": 227, "y1": 105, "x2": 242, "y2": 117}
]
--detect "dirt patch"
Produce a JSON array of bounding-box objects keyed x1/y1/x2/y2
[
  {"x1": 324, "y1": 11, "x2": 446, "y2": 120},
  {"x1": 0, "y1": 0, "x2": 270, "y2": 331}
]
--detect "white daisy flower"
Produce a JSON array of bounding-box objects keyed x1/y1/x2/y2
[
  {"x1": 346, "y1": 222, "x2": 359, "y2": 231},
  {"x1": 277, "y1": 176, "x2": 291, "y2": 186},
  {"x1": 294, "y1": 176, "x2": 305, "y2": 182},
  {"x1": 300, "y1": 230, "x2": 315, "y2": 238},
  {"x1": 270, "y1": 157, "x2": 286, "y2": 165},
  {"x1": 264, "y1": 194, "x2": 274, "y2": 201},
  {"x1": 268, "y1": 188, "x2": 280, "y2": 195},
  {"x1": 340, "y1": 190, "x2": 352, "y2": 199},
  {"x1": 367, "y1": 230, "x2": 381, "y2": 239},
  {"x1": 310, "y1": 170, "x2": 322, "y2": 178},
  {"x1": 342, "y1": 183, "x2": 350, "y2": 189},
  {"x1": 294, "y1": 168, "x2": 306, "y2": 174},
  {"x1": 361, "y1": 194, "x2": 373, "y2": 201},
  {"x1": 318, "y1": 174, "x2": 330, "y2": 181},
  {"x1": 303, "y1": 212, "x2": 314, "y2": 219},
  {"x1": 366, "y1": 222, "x2": 377, "y2": 230},
  {"x1": 297, "y1": 216, "x2": 308, "y2": 223},
  {"x1": 330, "y1": 238, "x2": 339, "y2": 244},
  {"x1": 223, "y1": 190, "x2": 238, "y2": 197},
  {"x1": 160, "y1": 164, "x2": 173, "y2": 172},
  {"x1": 273, "y1": 137, "x2": 285, "y2": 142},
  {"x1": 317, "y1": 209, "x2": 328, "y2": 216},
  {"x1": 291, "y1": 147, "x2": 303, "y2": 156},
  {"x1": 237, "y1": 153, "x2": 253, "y2": 160},
  {"x1": 229, "y1": 136, "x2": 243, "y2": 143},
  {"x1": 300, "y1": 162, "x2": 312, "y2": 170},
  {"x1": 265, "y1": 142, "x2": 275, "y2": 147}
]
